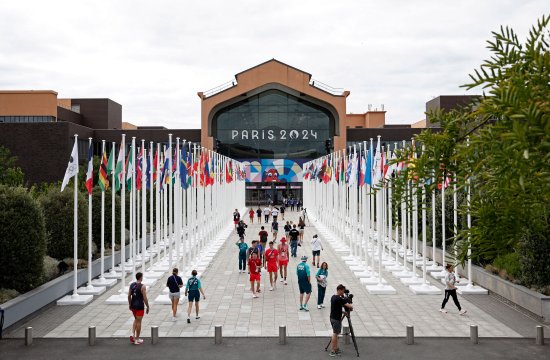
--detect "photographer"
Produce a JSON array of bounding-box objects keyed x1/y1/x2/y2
[{"x1": 329, "y1": 284, "x2": 353, "y2": 357}]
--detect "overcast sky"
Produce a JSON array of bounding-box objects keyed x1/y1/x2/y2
[{"x1": 0, "y1": 1, "x2": 547, "y2": 127}]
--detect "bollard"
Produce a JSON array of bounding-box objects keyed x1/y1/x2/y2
[
  {"x1": 25, "y1": 327, "x2": 33, "y2": 346},
  {"x1": 279, "y1": 325, "x2": 286, "y2": 345},
  {"x1": 470, "y1": 324, "x2": 478, "y2": 344},
  {"x1": 406, "y1": 325, "x2": 414, "y2": 345},
  {"x1": 343, "y1": 325, "x2": 350, "y2": 344},
  {"x1": 88, "y1": 326, "x2": 96, "y2": 346},
  {"x1": 215, "y1": 325, "x2": 222, "y2": 344},
  {"x1": 151, "y1": 326, "x2": 159, "y2": 345},
  {"x1": 535, "y1": 325, "x2": 544, "y2": 346}
]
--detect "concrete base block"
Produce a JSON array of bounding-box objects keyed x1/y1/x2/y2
[
  {"x1": 431, "y1": 271, "x2": 446, "y2": 279},
  {"x1": 77, "y1": 285, "x2": 106, "y2": 295},
  {"x1": 354, "y1": 270, "x2": 374, "y2": 278},
  {"x1": 57, "y1": 293, "x2": 93, "y2": 305},
  {"x1": 360, "y1": 277, "x2": 388, "y2": 285},
  {"x1": 385, "y1": 264, "x2": 404, "y2": 272},
  {"x1": 458, "y1": 285, "x2": 488, "y2": 295},
  {"x1": 416, "y1": 260, "x2": 434, "y2": 267},
  {"x1": 103, "y1": 271, "x2": 122, "y2": 279},
  {"x1": 366, "y1": 283, "x2": 397, "y2": 295},
  {"x1": 105, "y1": 293, "x2": 129, "y2": 304},
  {"x1": 400, "y1": 276, "x2": 424, "y2": 285},
  {"x1": 410, "y1": 283, "x2": 442, "y2": 295},
  {"x1": 345, "y1": 259, "x2": 361, "y2": 266},
  {"x1": 91, "y1": 277, "x2": 118, "y2": 288},
  {"x1": 150, "y1": 264, "x2": 170, "y2": 272},
  {"x1": 426, "y1": 265, "x2": 444, "y2": 272},
  {"x1": 393, "y1": 270, "x2": 414, "y2": 278}
]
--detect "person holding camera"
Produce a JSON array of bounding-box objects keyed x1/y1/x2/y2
[{"x1": 329, "y1": 284, "x2": 353, "y2": 357}]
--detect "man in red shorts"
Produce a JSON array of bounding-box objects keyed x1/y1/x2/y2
[
  {"x1": 128, "y1": 272, "x2": 150, "y2": 345},
  {"x1": 265, "y1": 241, "x2": 279, "y2": 291},
  {"x1": 278, "y1": 237, "x2": 289, "y2": 285},
  {"x1": 248, "y1": 252, "x2": 262, "y2": 298}
]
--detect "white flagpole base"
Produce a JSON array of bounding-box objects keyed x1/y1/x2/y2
[
  {"x1": 57, "y1": 293, "x2": 93, "y2": 305},
  {"x1": 406, "y1": 255, "x2": 423, "y2": 263},
  {"x1": 91, "y1": 277, "x2": 118, "y2": 288},
  {"x1": 77, "y1": 284, "x2": 106, "y2": 295},
  {"x1": 457, "y1": 284, "x2": 488, "y2": 295},
  {"x1": 334, "y1": 248, "x2": 350, "y2": 254},
  {"x1": 424, "y1": 264, "x2": 443, "y2": 272},
  {"x1": 416, "y1": 260, "x2": 434, "y2": 267},
  {"x1": 154, "y1": 294, "x2": 186, "y2": 304},
  {"x1": 105, "y1": 293, "x2": 128, "y2": 304},
  {"x1": 382, "y1": 259, "x2": 398, "y2": 266},
  {"x1": 409, "y1": 282, "x2": 442, "y2": 295},
  {"x1": 400, "y1": 276, "x2": 424, "y2": 285},
  {"x1": 353, "y1": 270, "x2": 374, "y2": 278},
  {"x1": 385, "y1": 264, "x2": 404, "y2": 272},
  {"x1": 103, "y1": 271, "x2": 123, "y2": 279},
  {"x1": 360, "y1": 277, "x2": 388, "y2": 285},
  {"x1": 393, "y1": 270, "x2": 414, "y2": 278},
  {"x1": 430, "y1": 271, "x2": 446, "y2": 279},
  {"x1": 366, "y1": 283, "x2": 397, "y2": 295}
]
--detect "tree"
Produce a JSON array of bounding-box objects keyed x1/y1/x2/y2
[{"x1": 0, "y1": 145, "x2": 24, "y2": 186}]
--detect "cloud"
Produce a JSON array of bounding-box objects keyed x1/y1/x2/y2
[{"x1": 0, "y1": 0, "x2": 547, "y2": 127}]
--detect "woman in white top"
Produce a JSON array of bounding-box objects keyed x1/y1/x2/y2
[{"x1": 310, "y1": 234, "x2": 323, "y2": 268}]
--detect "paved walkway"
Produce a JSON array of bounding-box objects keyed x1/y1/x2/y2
[{"x1": 4, "y1": 209, "x2": 549, "y2": 339}]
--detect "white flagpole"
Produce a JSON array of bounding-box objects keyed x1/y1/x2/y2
[
  {"x1": 175, "y1": 137, "x2": 181, "y2": 269},
  {"x1": 120, "y1": 134, "x2": 126, "y2": 293},
  {"x1": 149, "y1": 141, "x2": 154, "y2": 266},
  {"x1": 141, "y1": 140, "x2": 147, "y2": 273},
  {"x1": 168, "y1": 134, "x2": 173, "y2": 268},
  {"x1": 131, "y1": 137, "x2": 137, "y2": 278},
  {"x1": 72, "y1": 134, "x2": 79, "y2": 297},
  {"x1": 100, "y1": 140, "x2": 106, "y2": 280},
  {"x1": 110, "y1": 142, "x2": 116, "y2": 275},
  {"x1": 86, "y1": 138, "x2": 93, "y2": 289}
]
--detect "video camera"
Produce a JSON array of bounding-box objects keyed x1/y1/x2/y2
[{"x1": 343, "y1": 289, "x2": 354, "y2": 308}]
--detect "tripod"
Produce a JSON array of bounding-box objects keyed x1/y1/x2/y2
[{"x1": 325, "y1": 311, "x2": 360, "y2": 357}]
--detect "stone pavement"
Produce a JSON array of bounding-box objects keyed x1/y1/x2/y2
[{"x1": 4, "y1": 209, "x2": 550, "y2": 339}]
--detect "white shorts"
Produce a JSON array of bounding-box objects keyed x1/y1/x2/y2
[{"x1": 168, "y1": 292, "x2": 180, "y2": 299}]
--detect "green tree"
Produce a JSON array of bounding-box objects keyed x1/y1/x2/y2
[{"x1": 0, "y1": 145, "x2": 24, "y2": 186}]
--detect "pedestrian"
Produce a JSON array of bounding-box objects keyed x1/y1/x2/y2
[
  {"x1": 236, "y1": 237, "x2": 248, "y2": 273},
  {"x1": 128, "y1": 272, "x2": 150, "y2": 345},
  {"x1": 311, "y1": 234, "x2": 323, "y2": 267},
  {"x1": 237, "y1": 220, "x2": 247, "y2": 240},
  {"x1": 265, "y1": 241, "x2": 279, "y2": 291},
  {"x1": 246, "y1": 240, "x2": 260, "y2": 260},
  {"x1": 316, "y1": 262, "x2": 328, "y2": 309},
  {"x1": 280, "y1": 203, "x2": 285, "y2": 220},
  {"x1": 290, "y1": 198, "x2": 295, "y2": 211},
  {"x1": 440, "y1": 264, "x2": 467, "y2": 315},
  {"x1": 258, "y1": 226, "x2": 269, "y2": 250},
  {"x1": 284, "y1": 221, "x2": 291, "y2": 238},
  {"x1": 233, "y1": 208, "x2": 240, "y2": 228},
  {"x1": 329, "y1": 284, "x2": 353, "y2": 357},
  {"x1": 263, "y1": 206, "x2": 271, "y2": 223},
  {"x1": 256, "y1": 207, "x2": 262, "y2": 222},
  {"x1": 248, "y1": 252, "x2": 262, "y2": 298},
  {"x1": 298, "y1": 217, "x2": 306, "y2": 243},
  {"x1": 278, "y1": 237, "x2": 289, "y2": 285},
  {"x1": 271, "y1": 220, "x2": 279, "y2": 240},
  {"x1": 185, "y1": 269, "x2": 206, "y2": 323},
  {"x1": 289, "y1": 224, "x2": 299, "y2": 257},
  {"x1": 297, "y1": 199, "x2": 303, "y2": 209},
  {"x1": 297, "y1": 255, "x2": 312, "y2": 311},
  {"x1": 271, "y1": 206, "x2": 279, "y2": 222},
  {"x1": 249, "y1": 208, "x2": 255, "y2": 224},
  {"x1": 166, "y1": 268, "x2": 183, "y2": 320}
]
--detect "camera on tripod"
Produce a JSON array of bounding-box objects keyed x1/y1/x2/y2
[{"x1": 343, "y1": 289, "x2": 353, "y2": 311}]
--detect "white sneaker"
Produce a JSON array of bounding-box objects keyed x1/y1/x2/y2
[
  {"x1": 253, "y1": 294, "x2": 259, "y2": 298},
  {"x1": 280, "y1": 279, "x2": 284, "y2": 283},
  {"x1": 439, "y1": 309, "x2": 448, "y2": 314},
  {"x1": 317, "y1": 305, "x2": 322, "y2": 309},
  {"x1": 269, "y1": 287, "x2": 273, "y2": 291},
  {"x1": 284, "y1": 281, "x2": 287, "y2": 285},
  {"x1": 459, "y1": 309, "x2": 467, "y2": 315}
]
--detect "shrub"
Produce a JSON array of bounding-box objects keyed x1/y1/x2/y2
[
  {"x1": 43, "y1": 255, "x2": 60, "y2": 281},
  {"x1": 492, "y1": 252, "x2": 521, "y2": 281},
  {"x1": 0, "y1": 288, "x2": 20, "y2": 304},
  {"x1": 40, "y1": 186, "x2": 88, "y2": 260},
  {"x1": 518, "y1": 224, "x2": 550, "y2": 290},
  {"x1": 0, "y1": 185, "x2": 46, "y2": 292},
  {"x1": 91, "y1": 187, "x2": 123, "y2": 251}
]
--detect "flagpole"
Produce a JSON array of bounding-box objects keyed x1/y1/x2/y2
[
  {"x1": 149, "y1": 141, "x2": 155, "y2": 267},
  {"x1": 110, "y1": 142, "x2": 116, "y2": 275},
  {"x1": 120, "y1": 134, "x2": 126, "y2": 294},
  {"x1": 132, "y1": 137, "x2": 137, "y2": 278},
  {"x1": 100, "y1": 140, "x2": 106, "y2": 280},
  {"x1": 168, "y1": 134, "x2": 173, "y2": 268},
  {"x1": 73, "y1": 135, "x2": 79, "y2": 297},
  {"x1": 141, "y1": 140, "x2": 147, "y2": 273},
  {"x1": 175, "y1": 137, "x2": 181, "y2": 270},
  {"x1": 86, "y1": 138, "x2": 93, "y2": 290}
]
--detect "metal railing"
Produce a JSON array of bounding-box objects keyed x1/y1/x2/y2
[
  {"x1": 310, "y1": 79, "x2": 345, "y2": 96},
  {"x1": 202, "y1": 80, "x2": 237, "y2": 98}
]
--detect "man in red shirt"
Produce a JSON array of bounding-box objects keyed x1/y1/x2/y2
[
  {"x1": 264, "y1": 241, "x2": 279, "y2": 291},
  {"x1": 278, "y1": 238, "x2": 289, "y2": 285},
  {"x1": 248, "y1": 252, "x2": 262, "y2": 298}
]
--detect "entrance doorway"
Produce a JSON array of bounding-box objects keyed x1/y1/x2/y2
[{"x1": 245, "y1": 182, "x2": 302, "y2": 206}]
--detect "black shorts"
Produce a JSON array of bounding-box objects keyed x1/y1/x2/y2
[
  {"x1": 188, "y1": 290, "x2": 200, "y2": 302},
  {"x1": 331, "y1": 318, "x2": 342, "y2": 334},
  {"x1": 312, "y1": 250, "x2": 320, "y2": 256},
  {"x1": 298, "y1": 281, "x2": 311, "y2": 294}
]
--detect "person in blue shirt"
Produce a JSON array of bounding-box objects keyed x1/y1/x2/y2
[
  {"x1": 236, "y1": 238, "x2": 249, "y2": 273},
  {"x1": 297, "y1": 255, "x2": 312, "y2": 311},
  {"x1": 315, "y1": 262, "x2": 328, "y2": 309},
  {"x1": 185, "y1": 270, "x2": 206, "y2": 323}
]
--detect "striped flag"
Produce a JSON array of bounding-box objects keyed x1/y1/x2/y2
[
  {"x1": 85, "y1": 142, "x2": 94, "y2": 195},
  {"x1": 98, "y1": 147, "x2": 109, "y2": 191},
  {"x1": 114, "y1": 143, "x2": 124, "y2": 192}
]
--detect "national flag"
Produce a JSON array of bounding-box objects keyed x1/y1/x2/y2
[
  {"x1": 359, "y1": 151, "x2": 366, "y2": 186},
  {"x1": 146, "y1": 148, "x2": 152, "y2": 190},
  {"x1": 365, "y1": 141, "x2": 373, "y2": 186},
  {"x1": 180, "y1": 146, "x2": 188, "y2": 189},
  {"x1": 85, "y1": 142, "x2": 94, "y2": 195},
  {"x1": 348, "y1": 151, "x2": 357, "y2": 187},
  {"x1": 345, "y1": 153, "x2": 352, "y2": 184},
  {"x1": 98, "y1": 148, "x2": 109, "y2": 191},
  {"x1": 126, "y1": 150, "x2": 133, "y2": 191},
  {"x1": 114, "y1": 143, "x2": 124, "y2": 192},
  {"x1": 136, "y1": 147, "x2": 143, "y2": 191},
  {"x1": 152, "y1": 148, "x2": 158, "y2": 182},
  {"x1": 61, "y1": 139, "x2": 79, "y2": 192},
  {"x1": 339, "y1": 157, "x2": 345, "y2": 184},
  {"x1": 373, "y1": 137, "x2": 382, "y2": 185}
]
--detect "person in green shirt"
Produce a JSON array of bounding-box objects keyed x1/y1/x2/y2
[
  {"x1": 315, "y1": 262, "x2": 328, "y2": 309},
  {"x1": 236, "y1": 238, "x2": 249, "y2": 273},
  {"x1": 297, "y1": 255, "x2": 312, "y2": 311},
  {"x1": 185, "y1": 270, "x2": 206, "y2": 323}
]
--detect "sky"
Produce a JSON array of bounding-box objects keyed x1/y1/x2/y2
[{"x1": 0, "y1": 0, "x2": 547, "y2": 128}]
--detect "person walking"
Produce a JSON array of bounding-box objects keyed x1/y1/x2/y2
[
  {"x1": 249, "y1": 208, "x2": 255, "y2": 224},
  {"x1": 236, "y1": 237, "x2": 248, "y2": 273},
  {"x1": 265, "y1": 241, "x2": 279, "y2": 291},
  {"x1": 290, "y1": 198, "x2": 295, "y2": 211},
  {"x1": 263, "y1": 206, "x2": 271, "y2": 223},
  {"x1": 298, "y1": 217, "x2": 306, "y2": 243},
  {"x1": 284, "y1": 221, "x2": 291, "y2": 239},
  {"x1": 271, "y1": 206, "x2": 279, "y2": 222},
  {"x1": 246, "y1": 240, "x2": 260, "y2": 260},
  {"x1": 280, "y1": 204, "x2": 285, "y2": 220},
  {"x1": 233, "y1": 209, "x2": 240, "y2": 228},
  {"x1": 440, "y1": 264, "x2": 467, "y2": 315},
  {"x1": 315, "y1": 262, "x2": 328, "y2": 309},
  {"x1": 297, "y1": 255, "x2": 312, "y2": 311},
  {"x1": 185, "y1": 270, "x2": 206, "y2": 323},
  {"x1": 248, "y1": 252, "x2": 262, "y2": 298},
  {"x1": 278, "y1": 238, "x2": 289, "y2": 285},
  {"x1": 271, "y1": 220, "x2": 279, "y2": 241},
  {"x1": 289, "y1": 224, "x2": 300, "y2": 258},
  {"x1": 236, "y1": 220, "x2": 247, "y2": 240},
  {"x1": 128, "y1": 272, "x2": 150, "y2": 345},
  {"x1": 256, "y1": 207, "x2": 262, "y2": 222},
  {"x1": 258, "y1": 226, "x2": 269, "y2": 251},
  {"x1": 311, "y1": 234, "x2": 323, "y2": 268},
  {"x1": 329, "y1": 284, "x2": 353, "y2": 357},
  {"x1": 166, "y1": 268, "x2": 183, "y2": 321}
]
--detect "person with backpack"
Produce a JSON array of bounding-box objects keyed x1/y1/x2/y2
[
  {"x1": 185, "y1": 270, "x2": 206, "y2": 323},
  {"x1": 128, "y1": 272, "x2": 150, "y2": 345},
  {"x1": 265, "y1": 241, "x2": 279, "y2": 291},
  {"x1": 278, "y1": 237, "x2": 289, "y2": 285},
  {"x1": 311, "y1": 234, "x2": 323, "y2": 268},
  {"x1": 440, "y1": 264, "x2": 467, "y2": 315},
  {"x1": 289, "y1": 224, "x2": 300, "y2": 257},
  {"x1": 166, "y1": 268, "x2": 184, "y2": 321},
  {"x1": 258, "y1": 226, "x2": 269, "y2": 251},
  {"x1": 246, "y1": 240, "x2": 260, "y2": 260},
  {"x1": 271, "y1": 220, "x2": 279, "y2": 241},
  {"x1": 248, "y1": 251, "x2": 262, "y2": 298},
  {"x1": 297, "y1": 256, "x2": 312, "y2": 311},
  {"x1": 236, "y1": 237, "x2": 249, "y2": 273},
  {"x1": 236, "y1": 220, "x2": 247, "y2": 240}
]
